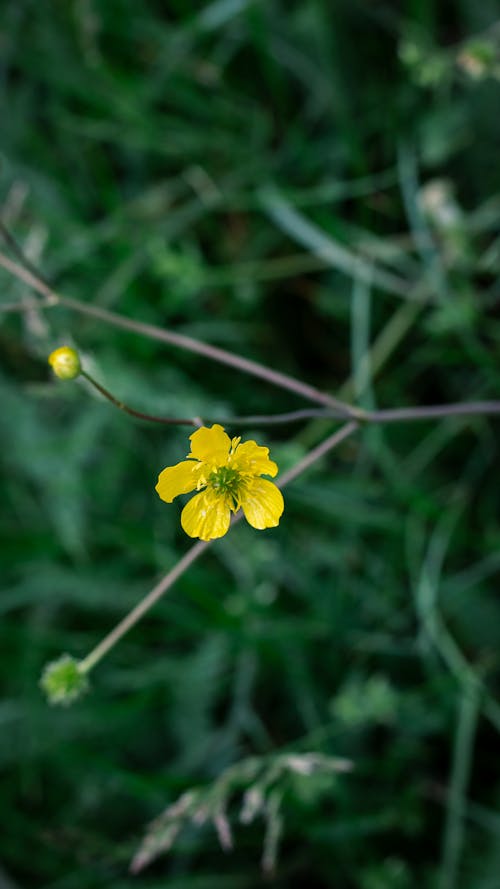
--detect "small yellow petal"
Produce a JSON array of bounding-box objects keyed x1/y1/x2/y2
[
  {"x1": 155, "y1": 461, "x2": 200, "y2": 503},
  {"x1": 231, "y1": 440, "x2": 278, "y2": 478},
  {"x1": 240, "y1": 478, "x2": 284, "y2": 530},
  {"x1": 181, "y1": 489, "x2": 231, "y2": 540},
  {"x1": 188, "y1": 424, "x2": 231, "y2": 465}
]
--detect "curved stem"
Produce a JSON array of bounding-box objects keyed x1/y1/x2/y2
[{"x1": 81, "y1": 370, "x2": 197, "y2": 426}]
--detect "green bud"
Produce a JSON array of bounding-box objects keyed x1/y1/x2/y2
[{"x1": 40, "y1": 654, "x2": 89, "y2": 706}]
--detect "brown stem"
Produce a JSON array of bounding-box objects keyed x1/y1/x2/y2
[
  {"x1": 2, "y1": 246, "x2": 499, "y2": 429},
  {"x1": 80, "y1": 375, "x2": 500, "y2": 431},
  {"x1": 81, "y1": 371, "x2": 197, "y2": 426},
  {"x1": 0, "y1": 249, "x2": 358, "y2": 416}
]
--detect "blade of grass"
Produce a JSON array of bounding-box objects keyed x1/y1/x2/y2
[
  {"x1": 439, "y1": 679, "x2": 480, "y2": 889},
  {"x1": 259, "y1": 186, "x2": 417, "y2": 300}
]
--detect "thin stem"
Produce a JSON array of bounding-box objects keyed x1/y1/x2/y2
[
  {"x1": 0, "y1": 250, "x2": 56, "y2": 302},
  {"x1": 63, "y1": 293, "x2": 358, "y2": 414},
  {"x1": 0, "y1": 219, "x2": 53, "y2": 290},
  {"x1": 77, "y1": 420, "x2": 358, "y2": 674},
  {"x1": 0, "y1": 249, "x2": 356, "y2": 416},
  {"x1": 78, "y1": 373, "x2": 500, "y2": 431},
  {"x1": 369, "y1": 403, "x2": 500, "y2": 423},
  {"x1": 2, "y1": 246, "x2": 499, "y2": 429},
  {"x1": 81, "y1": 370, "x2": 197, "y2": 426},
  {"x1": 277, "y1": 421, "x2": 359, "y2": 488},
  {"x1": 79, "y1": 540, "x2": 210, "y2": 673},
  {"x1": 226, "y1": 401, "x2": 500, "y2": 426},
  {"x1": 223, "y1": 408, "x2": 358, "y2": 425}
]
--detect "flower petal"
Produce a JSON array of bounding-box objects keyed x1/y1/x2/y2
[
  {"x1": 181, "y1": 488, "x2": 232, "y2": 540},
  {"x1": 155, "y1": 460, "x2": 200, "y2": 503},
  {"x1": 188, "y1": 424, "x2": 231, "y2": 465},
  {"x1": 231, "y1": 440, "x2": 278, "y2": 478},
  {"x1": 240, "y1": 478, "x2": 284, "y2": 530}
]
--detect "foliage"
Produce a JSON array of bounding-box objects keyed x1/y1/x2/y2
[
  {"x1": 131, "y1": 752, "x2": 352, "y2": 875},
  {"x1": 1, "y1": 1, "x2": 500, "y2": 888}
]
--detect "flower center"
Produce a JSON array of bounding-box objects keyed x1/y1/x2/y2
[{"x1": 208, "y1": 466, "x2": 242, "y2": 499}]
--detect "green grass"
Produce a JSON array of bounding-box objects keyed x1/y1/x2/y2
[{"x1": 2, "y1": 1, "x2": 500, "y2": 887}]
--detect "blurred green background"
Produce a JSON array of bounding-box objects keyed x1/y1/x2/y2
[{"x1": 2, "y1": 1, "x2": 500, "y2": 887}]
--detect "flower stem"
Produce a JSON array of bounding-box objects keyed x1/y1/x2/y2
[
  {"x1": 0, "y1": 247, "x2": 355, "y2": 416},
  {"x1": 2, "y1": 244, "x2": 499, "y2": 429},
  {"x1": 79, "y1": 539, "x2": 210, "y2": 674},
  {"x1": 277, "y1": 421, "x2": 359, "y2": 488},
  {"x1": 79, "y1": 372, "x2": 500, "y2": 431},
  {"x1": 80, "y1": 370, "x2": 197, "y2": 426}
]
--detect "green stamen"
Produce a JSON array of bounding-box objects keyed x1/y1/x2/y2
[{"x1": 209, "y1": 466, "x2": 242, "y2": 498}]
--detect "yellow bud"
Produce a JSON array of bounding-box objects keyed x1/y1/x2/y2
[{"x1": 48, "y1": 346, "x2": 81, "y2": 380}]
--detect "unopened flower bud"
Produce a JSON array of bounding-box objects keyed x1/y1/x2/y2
[
  {"x1": 40, "y1": 654, "x2": 89, "y2": 706},
  {"x1": 48, "y1": 346, "x2": 81, "y2": 380}
]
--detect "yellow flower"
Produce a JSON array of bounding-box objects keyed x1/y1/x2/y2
[
  {"x1": 48, "y1": 346, "x2": 81, "y2": 380},
  {"x1": 155, "y1": 424, "x2": 284, "y2": 541}
]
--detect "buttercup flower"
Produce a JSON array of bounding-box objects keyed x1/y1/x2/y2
[
  {"x1": 155, "y1": 424, "x2": 284, "y2": 541},
  {"x1": 48, "y1": 346, "x2": 81, "y2": 380}
]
